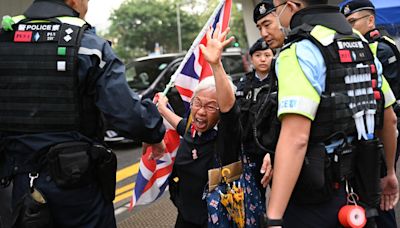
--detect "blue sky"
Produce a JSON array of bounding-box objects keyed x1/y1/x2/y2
[{"x1": 370, "y1": 0, "x2": 400, "y2": 9}]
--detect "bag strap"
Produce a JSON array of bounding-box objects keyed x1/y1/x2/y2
[{"x1": 252, "y1": 58, "x2": 278, "y2": 154}]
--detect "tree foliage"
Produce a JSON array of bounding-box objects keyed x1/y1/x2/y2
[
  {"x1": 106, "y1": 0, "x2": 248, "y2": 62},
  {"x1": 107, "y1": 0, "x2": 201, "y2": 61},
  {"x1": 199, "y1": 1, "x2": 247, "y2": 49}
]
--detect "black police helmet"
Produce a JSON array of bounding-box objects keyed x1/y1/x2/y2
[
  {"x1": 339, "y1": 0, "x2": 375, "y2": 17},
  {"x1": 249, "y1": 38, "x2": 270, "y2": 56},
  {"x1": 253, "y1": 0, "x2": 275, "y2": 23}
]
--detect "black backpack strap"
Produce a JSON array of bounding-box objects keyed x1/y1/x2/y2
[{"x1": 253, "y1": 58, "x2": 278, "y2": 154}]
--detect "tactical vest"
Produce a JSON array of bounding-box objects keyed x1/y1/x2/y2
[
  {"x1": 284, "y1": 25, "x2": 384, "y2": 143},
  {"x1": 0, "y1": 16, "x2": 101, "y2": 138},
  {"x1": 368, "y1": 30, "x2": 400, "y2": 99},
  {"x1": 236, "y1": 71, "x2": 271, "y2": 143}
]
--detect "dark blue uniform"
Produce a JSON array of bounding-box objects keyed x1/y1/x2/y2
[
  {"x1": 0, "y1": 1, "x2": 165, "y2": 227},
  {"x1": 235, "y1": 70, "x2": 271, "y2": 201},
  {"x1": 365, "y1": 29, "x2": 400, "y2": 228}
]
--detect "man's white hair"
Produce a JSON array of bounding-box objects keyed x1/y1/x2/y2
[{"x1": 193, "y1": 76, "x2": 237, "y2": 98}]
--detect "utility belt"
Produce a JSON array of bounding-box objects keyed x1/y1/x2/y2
[
  {"x1": 291, "y1": 137, "x2": 384, "y2": 212},
  {"x1": 47, "y1": 141, "x2": 117, "y2": 202},
  {"x1": 11, "y1": 141, "x2": 117, "y2": 228}
]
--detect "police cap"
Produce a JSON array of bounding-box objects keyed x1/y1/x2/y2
[
  {"x1": 249, "y1": 38, "x2": 269, "y2": 56},
  {"x1": 253, "y1": 0, "x2": 275, "y2": 23},
  {"x1": 339, "y1": 0, "x2": 375, "y2": 17}
]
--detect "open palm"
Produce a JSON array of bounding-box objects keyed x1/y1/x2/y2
[{"x1": 199, "y1": 23, "x2": 234, "y2": 65}]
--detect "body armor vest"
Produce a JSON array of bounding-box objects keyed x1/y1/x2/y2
[
  {"x1": 285, "y1": 25, "x2": 384, "y2": 143},
  {"x1": 236, "y1": 71, "x2": 271, "y2": 143},
  {"x1": 367, "y1": 29, "x2": 400, "y2": 99},
  {"x1": 0, "y1": 16, "x2": 101, "y2": 138}
]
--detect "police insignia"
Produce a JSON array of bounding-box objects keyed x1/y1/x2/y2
[
  {"x1": 344, "y1": 5, "x2": 350, "y2": 15},
  {"x1": 261, "y1": 41, "x2": 267, "y2": 49},
  {"x1": 259, "y1": 4, "x2": 267, "y2": 15}
]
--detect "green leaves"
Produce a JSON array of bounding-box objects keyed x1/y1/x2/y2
[
  {"x1": 107, "y1": 0, "x2": 200, "y2": 61},
  {"x1": 106, "y1": 0, "x2": 247, "y2": 62}
]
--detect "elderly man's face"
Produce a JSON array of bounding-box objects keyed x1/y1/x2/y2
[
  {"x1": 256, "y1": 13, "x2": 285, "y2": 49},
  {"x1": 190, "y1": 89, "x2": 219, "y2": 133}
]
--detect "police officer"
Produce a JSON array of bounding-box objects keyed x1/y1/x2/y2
[
  {"x1": 236, "y1": 38, "x2": 274, "y2": 201},
  {"x1": 339, "y1": 1, "x2": 400, "y2": 227},
  {"x1": 339, "y1": 0, "x2": 400, "y2": 101},
  {"x1": 254, "y1": 0, "x2": 285, "y2": 51},
  {"x1": 262, "y1": 0, "x2": 399, "y2": 227},
  {"x1": 339, "y1": 0, "x2": 400, "y2": 160},
  {"x1": 0, "y1": 0, "x2": 166, "y2": 227},
  {"x1": 250, "y1": 1, "x2": 286, "y2": 192}
]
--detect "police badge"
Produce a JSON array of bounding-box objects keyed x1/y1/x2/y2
[
  {"x1": 259, "y1": 4, "x2": 267, "y2": 15},
  {"x1": 344, "y1": 5, "x2": 351, "y2": 16}
]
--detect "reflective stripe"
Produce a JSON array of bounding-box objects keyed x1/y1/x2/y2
[
  {"x1": 382, "y1": 36, "x2": 397, "y2": 46},
  {"x1": 352, "y1": 29, "x2": 368, "y2": 43},
  {"x1": 310, "y1": 25, "x2": 336, "y2": 46},
  {"x1": 382, "y1": 76, "x2": 396, "y2": 108},
  {"x1": 78, "y1": 47, "x2": 106, "y2": 68},
  {"x1": 277, "y1": 43, "x2": 320, "y2": 120},
  {"x1": 11, "y1": 15, "x2": 86, "y2": 27},
  {"x1": 278, "y1": 96, "x2": 319, "y2": 120},
  {"x1": 57, "y1": 17, "x2": 87, "y2": 27},
  {"x1": 11, "y1": 15, "x2": 26, "y2": 24},
  {"x1": 388, "y1": 56, "x2": 397, "y2": 64},
  {"x1": 369, "y1": 42, "x2": 378, "y2": 56}
]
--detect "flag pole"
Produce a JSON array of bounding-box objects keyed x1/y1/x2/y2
[{"x1": 162, "y1": 0, "x2": 227, "y2": 96}]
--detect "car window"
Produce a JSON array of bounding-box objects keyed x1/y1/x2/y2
[
  {"x1": 126, "y1": 57, "x2": 176, "y2": 91},
  {"x1": 221, "y1": 54, "x2": 245, "y2": 75},
  {"x1": 126, "y1": 53, "x2": 248, "y2": 91}
]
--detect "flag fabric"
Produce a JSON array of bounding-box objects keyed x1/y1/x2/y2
[
  {"x1": 129, "y1": 0, "x2": 232, "y2": 210},
  {"x1": 129, "y1": 110, "x2": 180, "y2": 209},
  {"x1": 174, "y1": 0, "x2": 232, "y2": 110}
]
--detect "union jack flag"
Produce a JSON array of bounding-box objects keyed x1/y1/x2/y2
[
  {"x1": 129, "y1": 111, "x2": 180, "y2": 208},
  {"x1": 129, "y1": 0, "x2": 232, "y2": 209},
  {"x1": 174, "y1": 0, "x2": 232, "y2": 109}
]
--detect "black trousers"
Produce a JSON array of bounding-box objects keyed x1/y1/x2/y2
[
  {"x1": 12, "y1": 170, "x2": 116, "y2": 228},
  {"x1": 0, "y1": 184, "x2": 12, "y2": 228},
  {"x1": 283, "y1": 187, "x2": 347, "y2": 228},
  {"x1": 376, "y1": 209, "x2": 397, "y2": 228},
  {"x1": 374, "y1": 135, "x2": 400, "y2": 228},
  {"x1": 175, "y1": 213, "x2": 207, "y2": 228}
]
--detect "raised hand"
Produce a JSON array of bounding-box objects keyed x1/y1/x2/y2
[{"x1": 199, "y1": 23, "x2": 234, "y2": 66}]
